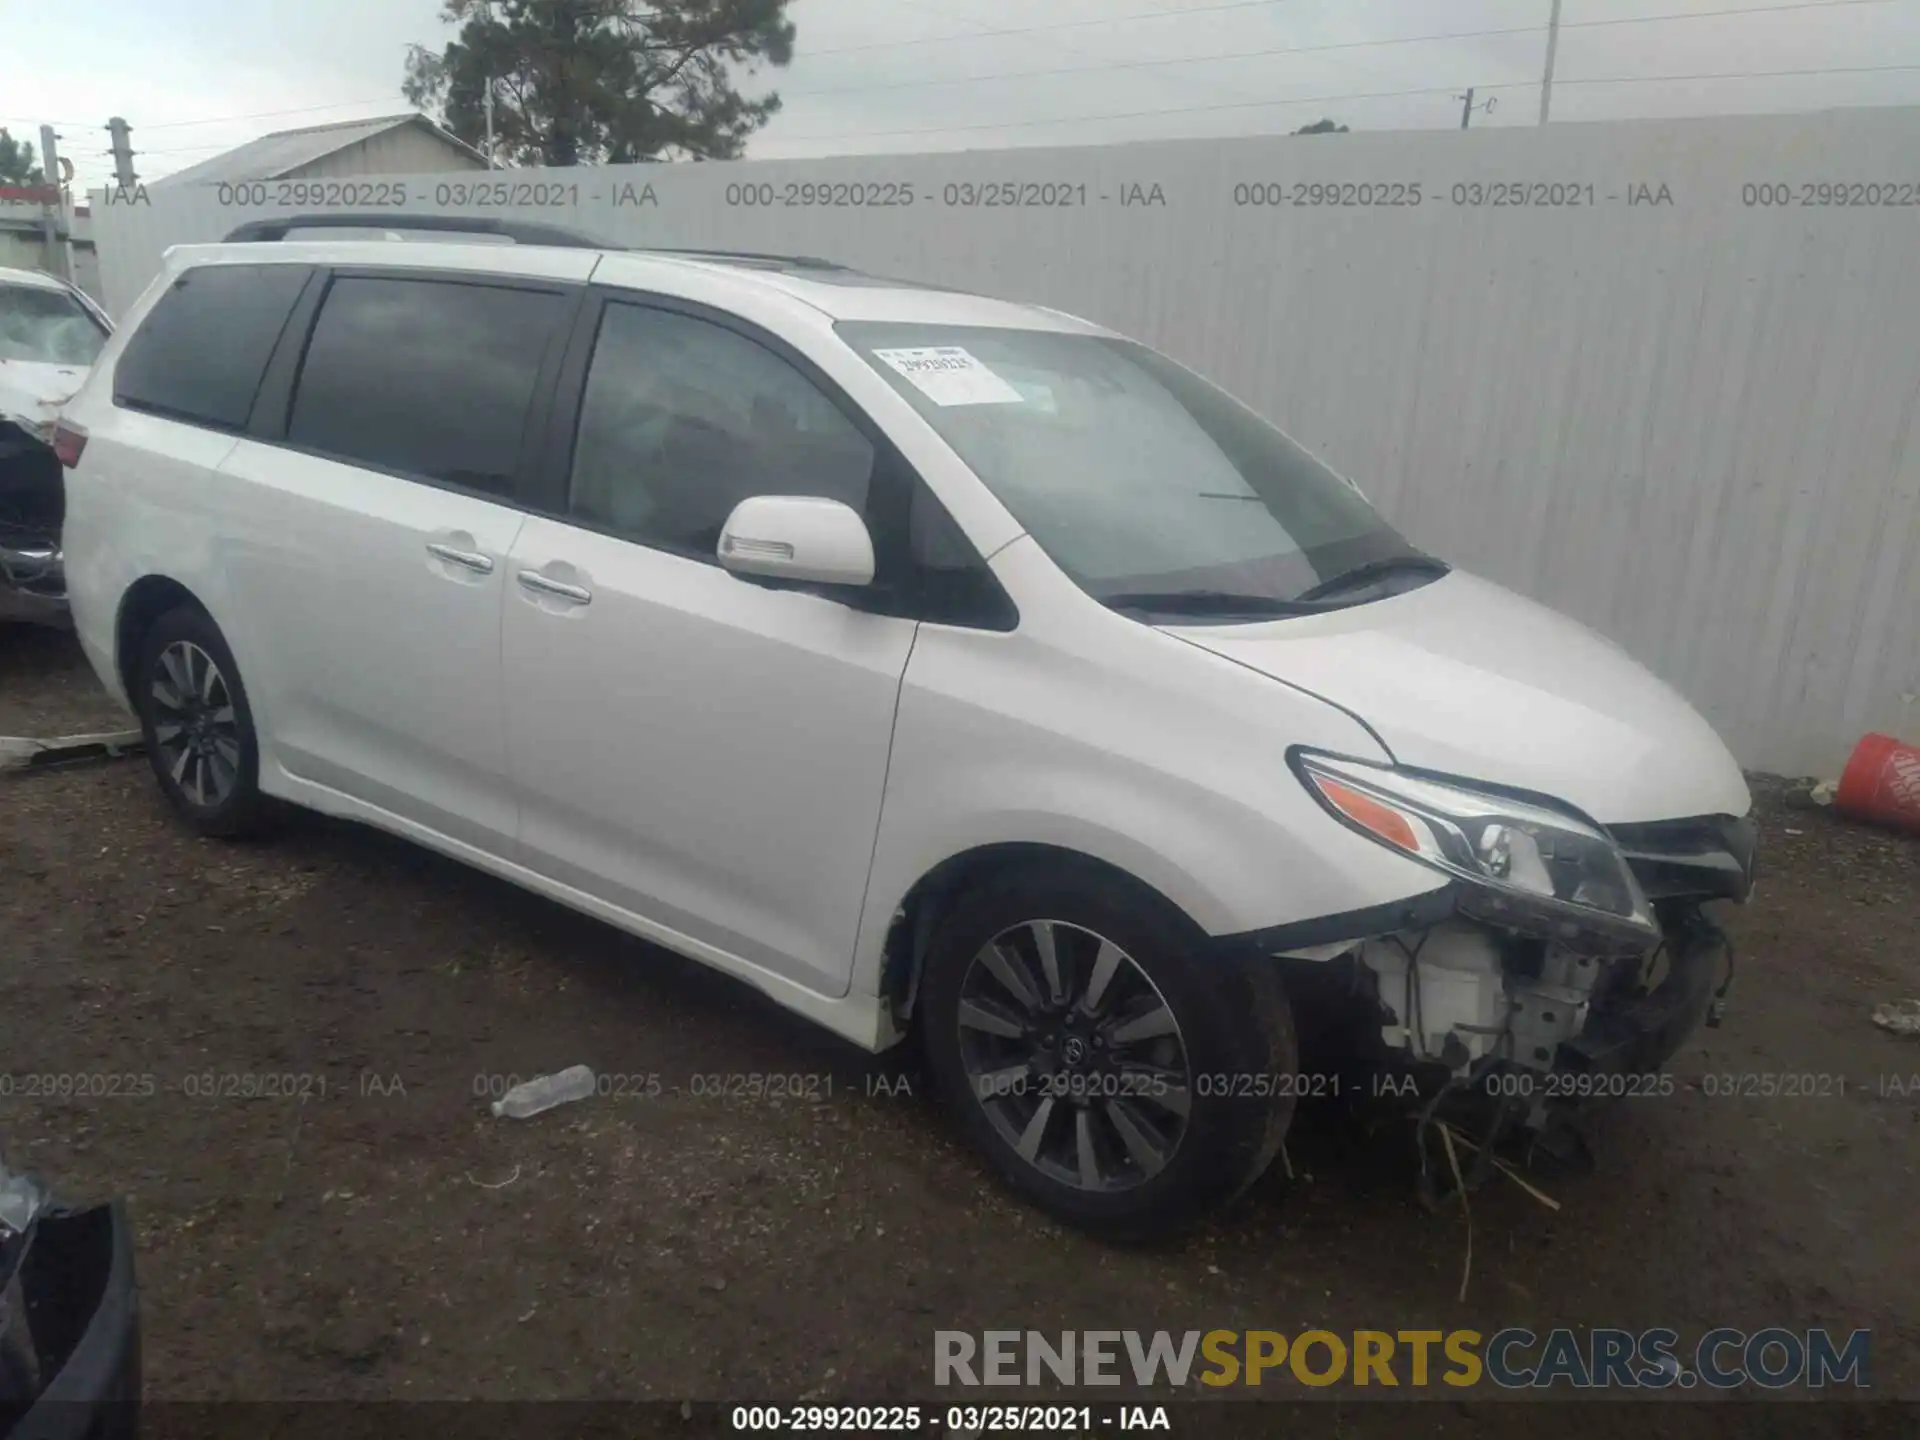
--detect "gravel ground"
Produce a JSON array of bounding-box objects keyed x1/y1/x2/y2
[
  {"x1": 1, "y1": 632, "x2": 1916, "y2": 1433},
  {"x1": 0, "y1": 623, "x2": 131, "y2": 738}
]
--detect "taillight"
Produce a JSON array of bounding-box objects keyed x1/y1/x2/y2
[{"x1": 51, "y1": 420, "x2": 87, "y2": 468}]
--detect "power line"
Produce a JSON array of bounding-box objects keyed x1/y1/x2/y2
[
  {"x1": 887, "y1": 0, "x2": 1281, "y2": 114},
  {"x1": 783, "y1": 0, "x2": 1901, "y2": 102},
  {"x1": 51, "y1": 0, "x2": 1917, "y2": 158},
  {"x1": 801, "y1": 0, "x2": 1316, "y2": 60},
  {"x1": 72, "y1": 0, "x2": 1905, "y2": 144},
  {"x1": 780, "y1": 83, "x2": 1463, "y2": 143},
  {"x1": 139, "y1": 143, "x2": 255, "y2": 157},
  {"x1": 1562, "y1": 0, "x2": 1894, "y2": 32},
  {"x1": 775, "y1": 61, "x2": 1920, "y2": 144},
  {"x1": 139, "y1": 98, "x2": 403, "y2": 131},
  {"x1": 785, "y1": 23, "x2": 1548, "y2": 101},
  {"x1": 1558, "y1": 59, "x2": 1920, "y2": 85},
  {"x1": 112, "y1": 3, "x2": 1287, "y2": 146},
  {"x1": 784, "y1": 23, "x2": 1548, "y2": 99},
  {"x1": 799, "y1": 0, "x2": 1895, "y2": 62}
]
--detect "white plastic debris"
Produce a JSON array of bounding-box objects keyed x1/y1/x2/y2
[
  {"x1": 490, "y1": 1065, "x2": 596, "y2": 1118},
  {"x1": 1871, "y1": 1000, "x2": 1920, "y2": 1037},
  {"x1": 1810, "y1": 779, "x2": 1839, "y2": 807}
]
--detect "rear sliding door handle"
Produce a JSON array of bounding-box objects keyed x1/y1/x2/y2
[
  {"x1": 516, "y1": 570, "x2": 592, "y2": 606},
  {"x1": 426, "y1": 542, "x2": 494, "y2": 574}
]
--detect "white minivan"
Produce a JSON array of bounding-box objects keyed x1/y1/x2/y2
[{"x1": 57, "y1": 217, "x2": 1755, "y2": 1234}]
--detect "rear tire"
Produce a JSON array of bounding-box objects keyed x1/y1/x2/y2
[
  {"x1": 920, "y1": 863, "x2": 1296, "y2": 1239},
  {"x1": 133, "y1": 604, "x2": 274, "y2": 838}
]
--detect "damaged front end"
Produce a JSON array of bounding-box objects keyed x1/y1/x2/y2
[
  {"x1": 1286, "y1": 752, "x2": 1756, "y2": 1191},
  {"x1": 0, "y1": 273, "x2": 110, "y2": 629}
]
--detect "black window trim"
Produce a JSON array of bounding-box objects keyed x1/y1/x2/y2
[
  {"x1": 251, "y1": 264, "x2": 589, "y2": 511},
  {"x1": 535, "y1": 284, "x2": 1018, "y2": 630},
  {"x1": 111, "y1": 261, "x2": 319, "y2": 435}
]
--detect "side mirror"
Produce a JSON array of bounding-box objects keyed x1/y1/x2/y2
[{"x1": 717, "y1": 495, "x2": 875, "y2": 587}]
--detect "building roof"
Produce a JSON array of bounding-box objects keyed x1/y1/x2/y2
[{"x1": 151, "y1": 113, "x2": 488, "y2": 189}]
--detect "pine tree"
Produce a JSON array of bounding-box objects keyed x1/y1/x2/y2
[
  {"x1": 404, "y1": 0, "x2": 796, "y2": 166},
  {"x1": 0, "y1": 130, "x2": 46, "y2": 186}
]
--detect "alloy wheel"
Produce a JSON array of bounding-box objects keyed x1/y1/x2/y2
[
  {"x1": 148, "y1": 640, "x2": 241, "y2": 809},
  {"x1": 956, "y1": 919, "x2": 1193, "y2": 1192}
]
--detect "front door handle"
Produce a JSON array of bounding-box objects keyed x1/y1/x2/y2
[
  {"x1": 517, "y1": 570, "x2": 592, "y2": 606},
  {"x1": 426, "y1": 542, "x2": 494, "y2": 575}
]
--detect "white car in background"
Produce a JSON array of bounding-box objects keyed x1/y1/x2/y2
[
  {"x1": 0, "y1": 264, "x2": 111, "y2": 626},
  {"x1": 53, "y1": 217, "x2": 1756, "y2": 1235}
]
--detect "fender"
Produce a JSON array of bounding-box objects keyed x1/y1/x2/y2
[{"x1": 847, "y1": 567, "x2": 1449, "y2": 1002}]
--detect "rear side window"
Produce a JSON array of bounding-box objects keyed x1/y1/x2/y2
[
  {"x1": 115, "y1": 264, "x2": 309, "y2": 429},
  {"x1": 287, "y1": 276, "x2": 567, "y2": 498}
]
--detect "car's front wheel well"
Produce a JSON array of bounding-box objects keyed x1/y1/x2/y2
[
  {"x1": 114, "y1": 576, "x2": 205, "y2": 702},
  {"x1": 881, "y1": 843, "x2": 1204, "y2": 1028}
]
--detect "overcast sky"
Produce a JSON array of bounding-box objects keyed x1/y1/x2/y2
[{"x1": 5, "y1": 0, "x2": 1919, "y2": 190}]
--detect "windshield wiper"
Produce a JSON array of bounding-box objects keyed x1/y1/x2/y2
[
  {"x1": 1100, "y1": 590, "x2": 1333, "y2": 617},
  {"x1": 1295, "y1": 554, "x2": 1450, "y2": 603}
]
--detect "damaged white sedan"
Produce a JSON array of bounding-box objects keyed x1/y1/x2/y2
[{"x1": 0, "y1": 265, "x2": 109, "y2": 626}]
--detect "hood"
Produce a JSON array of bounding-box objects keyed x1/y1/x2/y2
[
  {"x1": 1169, "y1": 570, "x2": 1751, "y2": 825},
  {"x1": 0, "y1": 359, "x2": 88, "y2": 442}
]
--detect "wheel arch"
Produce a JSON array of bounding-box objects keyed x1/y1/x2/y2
[
  {"x1": 876, "y1": 841, "x2": 1209, "y2": 1032},
  {"x1": 114, "y1": 574, "x2": 209, "y2": 703}
]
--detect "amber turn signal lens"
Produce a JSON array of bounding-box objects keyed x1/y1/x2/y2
[{"x1": 1316, "y1": 777, "x2": 1421, "y2": 853}]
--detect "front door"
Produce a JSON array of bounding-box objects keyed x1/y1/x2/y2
[{"x1": 502, "y1": 297, "x2": 918, "y2": 996}]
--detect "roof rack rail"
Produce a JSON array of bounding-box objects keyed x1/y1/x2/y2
[
  {"x1": 221, "y1": 214, "x2": 616, "y2": 249},
  {"x1": 646, "y1": 247, "x2": 848, "y2": 270}
]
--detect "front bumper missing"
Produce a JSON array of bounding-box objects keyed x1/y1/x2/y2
[
  {"x1": 1558, "y1": 916, "x2": 1724, "y2": 1080},
  {"x1": 1412, "y1": 915, "x2": 1730, "y2": 1201}
]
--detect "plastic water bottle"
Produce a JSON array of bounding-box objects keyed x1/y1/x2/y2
[{"x1": 491, "y1": 1065, "x2": 596, "y2": 1119}]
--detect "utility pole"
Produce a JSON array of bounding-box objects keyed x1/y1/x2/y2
[
  {"x1": 36, "y1": 124, "x2": 73, "y2": 283},
  {"x1": 1540, "y1": 0, "x2": 1565, "y2": 124},
  {"x1": 106, "y1": 116, "x2": 137, "y2": 188},
  {"x1": 1457, "y1": 89, "x2": 1497, "y2": 130},
  {"x1": 483, "y1": 81, "x2": 497, "y2": 169}
]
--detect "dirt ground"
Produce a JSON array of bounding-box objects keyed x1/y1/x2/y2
[{"x1": 2, "y1": 627, "x2": 1917, "y2": 1432}]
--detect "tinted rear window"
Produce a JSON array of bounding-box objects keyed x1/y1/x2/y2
[
  {"x1": 115, "y1": 264, "x2": 310, "y2": 429},
  {"x1": 286, "y1": 276, "x2": 567, "y2": 498}
]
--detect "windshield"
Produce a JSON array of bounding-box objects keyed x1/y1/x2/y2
[
  {"x1": 0, "y1": 283, "x2": 108, "y2": 367},
  {"x1": 839, "y1": 322, "x2": 1435, "y2": 614}
]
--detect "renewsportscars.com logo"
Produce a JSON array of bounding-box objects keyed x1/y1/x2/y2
[{"x1": 934, "y1": 1328, "x2": 1872, "y2": 1391}]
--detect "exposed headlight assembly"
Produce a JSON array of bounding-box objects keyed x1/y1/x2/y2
[{"x1": 1293, "y1": 752, "x2": 1660, "y2": 953}]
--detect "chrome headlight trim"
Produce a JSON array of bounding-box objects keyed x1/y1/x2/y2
[{"x1": 1292, "y1": 750, "x2": 1661, "y2": 952}]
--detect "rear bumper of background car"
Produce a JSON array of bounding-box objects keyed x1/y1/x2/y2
[
  {"x1": 0, "y1": 414, "x2": 72, "y2": 631},
  {"x1": 8, "y1": 1202, "x2": 139, "y2": 1440},
  {"x1": 0, "y1": 540, "x2": 68, "y2": 628}
]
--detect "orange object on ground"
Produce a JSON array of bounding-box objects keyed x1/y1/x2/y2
[{"x1": 1835, "y1": 733, "x2": 1920, "y2": 835}]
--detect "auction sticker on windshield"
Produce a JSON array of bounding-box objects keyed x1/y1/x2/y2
[{"x1": 873, "y1": 346, "x2": 1023, "y2": 407}]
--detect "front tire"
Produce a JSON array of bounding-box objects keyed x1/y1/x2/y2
[
  {"x1": 921, "y1": 864, "x2": 1296, "y2": 1239},
  {"x1": 133, "y1": 604, "x2": 273, "y2": 838}
]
